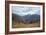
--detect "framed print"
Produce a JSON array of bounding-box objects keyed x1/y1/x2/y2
[{"x1": 5, "y1": 1, "x2": 45, "y2": 34}]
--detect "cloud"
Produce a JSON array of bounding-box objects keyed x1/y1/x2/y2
[{"x1": 12, "y1": 6, "x2": 40, "y2": 16}]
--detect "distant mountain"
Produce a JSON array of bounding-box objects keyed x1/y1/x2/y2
[
  {"x1": 12, "y1": 14, "x2": 21, "y2": 18},
  {"x1": 23, "y1": 14, "x2": 32, "y2": 18},
  {"x1": 12, "y1": 13, "x2": 40, "y2": 23},
  {"x1": 23, "y1": 14, "x2": 40, "y2": 18},
  {"x1": 12, "y1": 13, "x2": 40, "y2": 19}
]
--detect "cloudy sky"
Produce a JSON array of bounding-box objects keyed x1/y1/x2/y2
[{"x1": 12, "y1": 6, "x2": 40, "y2": 16}]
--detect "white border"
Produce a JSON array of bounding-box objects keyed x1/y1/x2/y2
[{"x1": 9, "y1": 4, "x2": 43, "y2": 32}]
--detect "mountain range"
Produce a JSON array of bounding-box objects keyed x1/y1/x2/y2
[
  {"x1": 12, "y1": 13, "x2": 40, "y2": 23},
  {"x1": 12, "y1": 13, "x2": 40, "y2": 18}
]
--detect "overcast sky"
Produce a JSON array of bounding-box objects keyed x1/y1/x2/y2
[{"x1": 12, "y1": 6, "x2": 40, "y2": 16}]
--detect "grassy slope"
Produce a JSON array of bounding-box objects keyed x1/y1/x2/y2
[{"x1": 12, "y1": 21, "x2": 40, "y2": 28}]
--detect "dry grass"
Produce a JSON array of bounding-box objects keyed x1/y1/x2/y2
[{"x1": 12, "y1": 21, "x2": 40, "y2": 28}]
